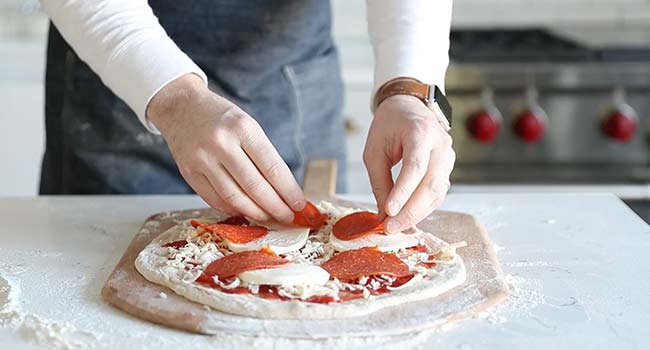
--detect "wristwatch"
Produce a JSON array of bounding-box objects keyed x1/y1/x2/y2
[{"x1": 373, "y1": 77, "x2": 453, "y2": 131}]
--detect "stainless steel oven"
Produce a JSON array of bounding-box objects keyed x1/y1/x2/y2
[{"x1": 447, "y1": 29, "x2": 650, "y2": 222}]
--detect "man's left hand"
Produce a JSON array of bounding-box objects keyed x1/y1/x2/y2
[{"x1": 363, "y1": 94, "x2": 455, "y2": 233}]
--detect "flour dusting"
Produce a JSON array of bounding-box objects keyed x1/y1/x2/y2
[
  {"x1": 0, "y1": 275, "x2": 101, "y2": 349},
  {"x1": 479, "y1": 274, "x2": 545, "y2": 324},
  {"x1": 0, "y1": 275, "x2": 21, "y2": 327},
  {"x1": 204, "y1": 329, "x2": 438, "y2": 350},
  {"x1": 505, "y1": 259, "x2": 555, "y2": 268}
]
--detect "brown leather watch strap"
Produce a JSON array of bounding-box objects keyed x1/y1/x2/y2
[{"x1": 373, "y1": 77, "x2": 430, "y2": 111}]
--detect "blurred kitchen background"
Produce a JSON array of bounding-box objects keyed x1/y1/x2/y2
[{"x1": 1, "y1": 0, "x2": 648, "y2": 222}]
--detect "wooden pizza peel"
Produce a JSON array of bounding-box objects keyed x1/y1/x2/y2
[{"x1": 101, "y1": 159, "x2": 510, "y2": 338}]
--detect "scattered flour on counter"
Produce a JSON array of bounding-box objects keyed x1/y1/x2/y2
[
  {"x1": 19, "y1": 314, "x2": 101, "y2": 349},
  {"x1": 0, "y1": 262, "x2": 26, "y2": 276},
  {"x1": 478, "y1": 274, "x2": 546, "y2": 324},
  {"x1": 505, "y1": 261, "x2": 553, "y2": 268},
  {"x1": 204, "y1": 328, "x2": 440, "y2": 350},
  {"x1": 0, "y1": 275, "x2": 21, "y2": 327},
  {"x1": 145, "y1": 220, "x2": 161, "y2": 229},
  {"x1": 0, "y1": 275, "x2": 101, "y2": 349}
]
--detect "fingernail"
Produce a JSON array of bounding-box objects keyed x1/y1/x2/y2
[
  {"x1": 386, "y1": 218, "x2": 401, "y2": 234},
  {"x1": 291, "y1": 199, "x2": 307, "y2": 211},
  {"x1": 386, "y1": 200, "x2": 399, "y2": 216}
]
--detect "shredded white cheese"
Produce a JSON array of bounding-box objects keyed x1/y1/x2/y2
[
  {"x1": 438, "y1": 241, "x2": 468, "y2": 256},
  {"x1": 247, "y1": 284, "x2": 259, "y2": 294},
  {"x1": 215, "y1": 277, "x2": 240, "y2": 290}
]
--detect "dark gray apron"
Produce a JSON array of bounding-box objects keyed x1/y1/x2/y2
[{"x1": 40, "y1": 0, "x2": 346, "y2": 195}]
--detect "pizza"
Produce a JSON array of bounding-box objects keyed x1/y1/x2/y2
[{"x1": 135, "y1": 201, "x2": 467, "y2": 319}]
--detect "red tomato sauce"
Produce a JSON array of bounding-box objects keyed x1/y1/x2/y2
[
  {"x1": 195, "y1": 273, "x2": 416, "y2": 304},
  {"x1": 195, "y1": 274, "x2": 290, "y2": 300},
  {"x1": 162, "y1": 240, "x2": 188, "y2": 249}
]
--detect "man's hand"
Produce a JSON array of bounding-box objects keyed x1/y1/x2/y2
[
  {"x1": 147, "y1": 74, "x2": 306, "y2": 223},
  {"x1": 363, "y1": 94, "x2": 455, "y2": 233}
]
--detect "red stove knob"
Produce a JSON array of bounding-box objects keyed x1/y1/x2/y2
[
  {"x1": 513, "y1": 111, "x2": 545, "y2": 143},
  {"x1": 466, "y1": 111, "x2": 500, "y2": 143},
  {"x1": 602, "y1": 111, "x2": 636, "y2": 143}
]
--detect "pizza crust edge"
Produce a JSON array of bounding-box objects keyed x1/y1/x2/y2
[{"x1": 134, "y1": 208, "x2": 467, "y2": 320}]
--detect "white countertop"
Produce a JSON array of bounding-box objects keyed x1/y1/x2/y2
[{"x1": 1, "y1": 194, "x2": 649, "y2": 350}]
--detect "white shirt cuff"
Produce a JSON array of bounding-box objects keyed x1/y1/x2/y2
[
  {"x1": 367, "y1": 0, "x2": 453, "y2": 109},
  {"x1": 41, "y1": 0, "x2": 208, "y2": 134}
]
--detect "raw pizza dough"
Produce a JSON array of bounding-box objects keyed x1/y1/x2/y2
[{"x1": 135, "y1": 202, "x2": 467, "y2": 319}]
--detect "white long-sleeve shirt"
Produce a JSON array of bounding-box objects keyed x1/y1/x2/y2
[{"x1": 40, "y1": 0, "x2": 453, "y2": 133}]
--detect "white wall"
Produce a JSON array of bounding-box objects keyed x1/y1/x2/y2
[{"x1": 0, "y1": 40, "x2": 45, "y2": 195}]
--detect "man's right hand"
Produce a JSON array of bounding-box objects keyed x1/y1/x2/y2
[{"x1": 147, "y1": 73, "x2": 306, "y2": 223}]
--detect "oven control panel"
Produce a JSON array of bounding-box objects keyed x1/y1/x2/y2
[{"x1": 447, "y1": 64, "x2": 650, "y2": 184}]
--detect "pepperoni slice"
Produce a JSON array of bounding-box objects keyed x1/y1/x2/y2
[
  {"x1": 203, "y1": 248, "x2": 291, "y2": 279},
  {"x1": 190, "y1": 219, "x2": 204, "y2": 228},
  {"x1": 331, "y1": 211, "x2": 385, "y2": 241},
  {"x1": 292, "y1": 201, "x2": 328, "y2": 230},
  {"x1": 321, "y1": 247, "x2": 410, "y2": 282},
  {"x1": 191, "y1": 220, "x2": 268, "y2": 244}
]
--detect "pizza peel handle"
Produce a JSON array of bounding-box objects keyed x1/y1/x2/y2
[{"x1": 303, "y1": 158, "x2": 337, "y2": 202}]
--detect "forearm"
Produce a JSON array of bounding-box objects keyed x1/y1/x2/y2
[
  {"x1": 40, "y1": 0, "x2": 207, "y2": 132},
  {"x1": 366, "y1": 0, "x2": 453, "y2": 98},
  {"x1": 147, "y1": 73, "x2": 209, "y2": 136}
]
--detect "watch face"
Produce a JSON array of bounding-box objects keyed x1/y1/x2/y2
[{"x1": 433, "y1": 85, "x2": 453, "y2": 126}]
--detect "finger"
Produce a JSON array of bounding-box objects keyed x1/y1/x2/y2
[
  {"x1": 363, "y1": 145, "x2": 394, "y2": 220},
  {"x1": 204, "y1": 163, "x2": 273, "y2": 222},
  {"x1": 241, "y1": 133, "x2": 306, "y2": 211},
  {"x1": 182, "y1": 170, "x2": 237, "y2": 216},
  {"x1": 385, "y1": 177, "x2": 446, "y2": 234},
  {"x1": 219, "y1": 147, "x2": 294, "y2": 223},
  {"x1": 384, "y1": 138, "x2": 432, "y2": 217},
  {"x1": 385, "y1": 150, "x2": 454, "y2": 233}
]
